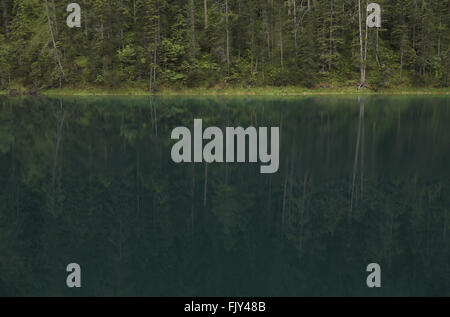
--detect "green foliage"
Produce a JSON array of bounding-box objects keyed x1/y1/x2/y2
[
  {"x1": 0, "y1": 35, "x2": 11, "y2": 89},
  {"x1": 0, "y1": 0, "x2": 448, "y2": 89}
]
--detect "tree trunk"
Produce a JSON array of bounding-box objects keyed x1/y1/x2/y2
[
  {"x1": 357, "y1": 0, "x2": 365, "y2": 88},
  {"x1": 149, "y1": 63, "x2": 153, "y2": 91},
  {"x1": 293, "y1": 0, "x2": 297, "y2": 49},
  {"x1": 2, "y1": 0, "x2": 9, "y2": 34},
  {"x1": 375, "y1": 28, "x2": 381, "y2": 69},
  {"x1": 188, "y1": 0, "x2": 196, "y2": 62},
  {"x1": 133, "y1": 0, "x2": 137, "y2": 25},
  {"x1": 150, "y1": 16, "x2": 159, "y2": 90},
  {"x1": 262, "y1": 56, "x2": 265, "y2": 80},
  {"x1": 279, "y1": 6, "x2": 284, "y2": 70},
  {"x1": 251, "y1": 17, "x2": 255, "y2": 74},
  {"x1": 84, "y1": 4, "x2": 88, "y2": 38},
  {"x1": 364, "y1": 0, "x2": 368, "y2": 64},
  {"x1": 400, "y1": 48, "x2": 403, "y2": 81},
  {"x1": 44, "y1": 0, "x2": 65, "y2": 81},
  {"x1": 204, "y1": 0, "x2": 208, "y2": 29},
  {"x1": 437, "y1": 17, "x2": 441, "y2": 56},
  {"x1": 237, "y1": 1, "x2": 241, "y2": 61},
  {"x1": 329, "y1": 0, "x2": 333, "y2": 70},
  {"x1": 225, "y1": 0, "x2": 230, "y2": 74},
  {"x1": 51, "y1": 0, "x2": 58, "y2": 36}
]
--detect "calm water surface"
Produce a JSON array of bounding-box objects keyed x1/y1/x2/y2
[{"x1": 0, "y1": 95, "x2": 449, "y2": 296}]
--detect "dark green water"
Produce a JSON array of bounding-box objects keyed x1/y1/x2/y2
[{"x1": 0, "y1": 95, "x2": 449, "y2": 296}]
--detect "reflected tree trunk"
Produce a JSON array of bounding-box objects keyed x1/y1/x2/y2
[
  {"x1": 287, "y1": 134, "x2": 296, "y2": 220},
  {"x1": 136, "y1": 147, "x2": 141, "y2": 215},
  {"x1": 299, "y1": 172, "x2": 308, "y2": 256},
  {"x1": 349, "y1": 98, "x2": 365, "y2": 223},
  {"x1": 444, "y1": 209, "x2": 448, "y2": 240},
  {"x1": 203, "y1": 162, "x2": 208, "y2": 207},
  {"x1": 371, "y1": 120, "x2": 377, "y2": 172},
  {"x1": 388, "y1": 208, "x2": 393, "y2": 268},
  {"x1": 360, "y1": 103, "x2": 365, "y2": 199},
  {"x1": 396, "y1": 105, "x2": 401, "y2": 155},
  {"x1": 191, "y1": 163, "x2": 195, "y2": 233},
  {"x1": 10, "y1": 133, "x2": 19, "y2": 217},
  {"x1": 282, "y1": 169, "x2": 288, "y2": 229},
  {"x1": 266, "y1": 176, "x2": 272, "y2": 225},
  {"x1": 50, "y1": 100, "x2": 66, "y2": 215},
  {"x1": 149, "y1": 99, "x2": 158, "y2": 136}
]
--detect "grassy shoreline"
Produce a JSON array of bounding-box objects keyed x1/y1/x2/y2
[{"x1": 1, "y1": 86, "x2": 449, "y2": 96}]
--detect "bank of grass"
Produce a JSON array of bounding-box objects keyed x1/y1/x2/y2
[{"x1": 1, "y1": 85, "x2": 449, "y2": 96}]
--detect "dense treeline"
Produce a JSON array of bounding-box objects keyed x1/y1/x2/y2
[{"x1": 0, "y1": 0, "x2": 449, "y2": 90}]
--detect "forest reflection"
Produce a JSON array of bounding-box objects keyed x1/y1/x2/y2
[{"x1": 0, "y1": 96, "x2": 448, "y2": 296}]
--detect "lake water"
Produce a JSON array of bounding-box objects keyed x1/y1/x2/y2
[{"x1": 0, "y1": 95, "x2": 449, "y2": 296}]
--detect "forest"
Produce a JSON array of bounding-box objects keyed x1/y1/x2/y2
[{"x1": 0, "y1": 0, "x2": 449, "y2": 91}]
